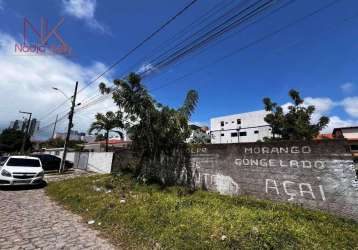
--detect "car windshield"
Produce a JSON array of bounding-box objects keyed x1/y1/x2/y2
[{"x1": 6, "y1": 158, "x2": 41, "y2": 167}]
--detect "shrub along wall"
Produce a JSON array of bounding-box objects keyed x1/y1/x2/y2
[
  {"x1": 190, "y1": 140, "x2": 358, "y2": 220},
  {"x1": 112, "y1": 148, "x2": 139, "y2": 173}
]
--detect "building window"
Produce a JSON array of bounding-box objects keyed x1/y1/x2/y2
[
  {"x1": 231, "y1": 132, "x2": 238, "y2": 137},
  {"x1": 239, "y1": 132, "x2": 247, "y2": 136},
  {"x1": 254, "y1": 130, "x2": 259, "y2": 134},
  {"x1": 220, "y1": 121, "x2": 224, "y2": 126},
  {"x1": 225, "y1": 122, "x2": 228, "y2": 124},
  {"x1": 351, "y1": 145, "x2": 358, "y2": 151},
  {"x1": 237, "y1": 119, "x2": 241, "y2": 125},
  {"x1": 221, "y1": 133, "x2": 224, "y2": 137}
]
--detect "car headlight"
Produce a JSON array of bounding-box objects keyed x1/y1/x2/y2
[
  {"x1": 1, "y1": 169, "x2": 11, "y2": 177},
  {"x1": 36, "y1": 171, "x2": 44, "y2": 177}
]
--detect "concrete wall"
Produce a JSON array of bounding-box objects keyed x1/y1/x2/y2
[
  {"x1": 190, "y1": 140, "x2": 358, "y2": 220},
  {"x1": 210, "y1": 110, "x2": 272, "y2": 144},
  {"x1": 45, "y1": 151, "x2": 113, "y2": 174},
  {"x1": 66, "y1": 152, "x2": 75, "y2": 163},
  {"x1": 86, "y1": 152, "x2": 113, "y2": 173}
]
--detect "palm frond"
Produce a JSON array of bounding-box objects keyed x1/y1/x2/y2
[{"x1": 179, "y1": 90, "x2": 198, "y2": 118}]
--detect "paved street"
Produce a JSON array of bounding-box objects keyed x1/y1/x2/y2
[{"x1": 0, "y1": 186, "x2": 115, "y2": 250}]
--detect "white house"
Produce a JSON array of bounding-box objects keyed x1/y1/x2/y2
[{"x1": 210, "y1": 110, "x2": 272, "y2": 144}]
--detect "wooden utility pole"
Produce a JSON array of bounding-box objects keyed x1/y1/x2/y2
[{"x1": 59, "y1": 81, "x2": 78, "y2": 174}]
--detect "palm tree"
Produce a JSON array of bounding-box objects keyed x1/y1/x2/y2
[
  {"x1": 88, "y1": 111, "x2": 124, "y2": 152},
  {"x1": 105, "y1": 73, "x2": 199, "y2": 185},
  {"x1": 98, "y1": 73, "x2": 200, "y2": 185}
]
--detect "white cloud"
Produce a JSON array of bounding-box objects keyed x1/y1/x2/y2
[
  {"x1": 341, "y1": 97, "x2": 358, "y2": 118},
  {"x1": 303, "y1": 97, "x2": 336, "y2": 123},
  {"x1": 341, "y1": 82, "x2": 355, "y2": 94},
  {"x1": 281, "y1": 102, "x2": 292, "y2": 114},
  {"x1": 322, "y1": 116, "x2": 358, "y2": 133},
  {"x1": 62, "y1": 0, "x2": 108, "y2": 34},
  {"x1": 63, "y1": 0, "x2": 95, "y2": 19},
  {"x1": 0, "y1": 32, "x2": 117, "y2": 140},
  {"x1": 280, "y1": 97, "x2": 358, "y2": 133},
  {"x1": 303, "y1": 97, "x2": 335, "y2": 114},
  {"x1": 281, "y1": 97, "x2": 335, "y2": 122},
  {"x1": 137, "y1": 63, "x2": 157, "y2": 76}
]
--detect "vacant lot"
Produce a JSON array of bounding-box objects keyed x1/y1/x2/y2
[{"x1": 47, "y1": 174, "x2": 358, "y2": 249}]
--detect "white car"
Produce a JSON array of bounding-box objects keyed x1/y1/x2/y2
[{"x1": 0, "y1": 156, "x2": 45, "y2": 186}]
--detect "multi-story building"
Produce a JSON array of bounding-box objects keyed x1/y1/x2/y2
[
  {"x1": 28, "y1": 119, "x2": 40, "y2": 137},
  {"x1": 210, "y1": 110, "x2": 272, "y2": 144},
  {"x1": 9, "y1": 118, "x2": 40, "y2": 137},
  {"x1": 9, "y1": 120, "x2": 26, "y2": 132}
]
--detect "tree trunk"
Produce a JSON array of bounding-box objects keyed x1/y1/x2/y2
[{"x1": 105, "y1": 130, "x2": 109, "y2": 152}]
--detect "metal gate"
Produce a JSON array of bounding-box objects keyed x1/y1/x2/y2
[{"x1": 74, "y1": 152, "x2": 89, "y2": 170}]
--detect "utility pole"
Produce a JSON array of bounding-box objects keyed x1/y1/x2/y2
[
  {"x1": 51, "y1": 114, "x2": 59, "y2": 139},
  {"x1": 19, "y1": 111, "x2": 32, "y2": 154},
  {"x1": 59, "y1": 81, "x2": 78, "y2": 174}
]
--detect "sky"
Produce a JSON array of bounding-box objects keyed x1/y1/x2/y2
[{"x1": 0, "y1": 0, "x2": 357, "y2": 139}]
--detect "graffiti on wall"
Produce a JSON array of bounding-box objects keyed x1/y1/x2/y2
[
  {"x1": 189, "y1": 141, "x2": 358, "y2": 220},
  {"x1": 265, "y1": 179, "x2": 326, "y2": 201},
  {"x1": 191, "y1": 161, "x2": 239, "y2": 195}
]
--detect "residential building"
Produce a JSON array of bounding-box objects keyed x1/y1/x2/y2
[
  {"x1": 333, "y1": 126, "x2": 358, "y2": 159},
  {"x1": 83, "y1": 138, "x2": 131, "y2": 152},
  {"x1": 54, "y1": 131, "x2": 95, "y2": 142},
  {"x1": 210, "y1": 110, "x2": 272, "y2": 144},
  {"x1": 187, "y1": 124, "x2": 210, "y2": 143}
]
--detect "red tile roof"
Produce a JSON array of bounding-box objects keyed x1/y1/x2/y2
[
  {"x1": 315, "y1": 133, "x2": 334, "y2": 140},
  {"x1": 87, "y1": 138, "x2": 131, "y2": 145}
]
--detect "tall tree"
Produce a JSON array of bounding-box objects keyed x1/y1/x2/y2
[
  {"x1": 100, "y1": 73, "x2": 199, "y2": 186},
  {"x1": 263, "y1": 89, "x2": 329, "y2": 140},
  {"x1": 88, "y1": 111, "x2": 124, "y2": 152}
]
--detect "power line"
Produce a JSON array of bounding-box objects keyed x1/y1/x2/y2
[
  {"x1": 77, "y1": 0, "x2": 199, "y2": 94},
  {"x1": 141, "y1": 0, "x2": 275, "y2": 75},
  {"x1": 50, "y1": 0, "x2": 272, "y2": 111},
  {"x1": 142, "y1": 0, "x2": 296, "y2": 83},
  {"x1": 141, "y1": 0, "x2": 272, "y2": 74},
  {"x1": 149, "y1": 0, "x2": 343, "y2": 92},
  {"x1": 39, "y1": 0, "x2": 344, "y2": 131},
  {"x1": 65, "y1": 0, "x2": 280, "y2": 112},
  {"x1": 122, "y1": 0, "x2": 238, "y2": 75},
  {"x1": 38, "y1": 0, "x2": 199, "y2": 123},
  {"x1": 80, "y1": 0, "x2": 236, "y2": 101}
]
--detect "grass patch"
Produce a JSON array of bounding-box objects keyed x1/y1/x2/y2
[{"x1": 46, "y1": 174, "x2": 358, "y2": 249}]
